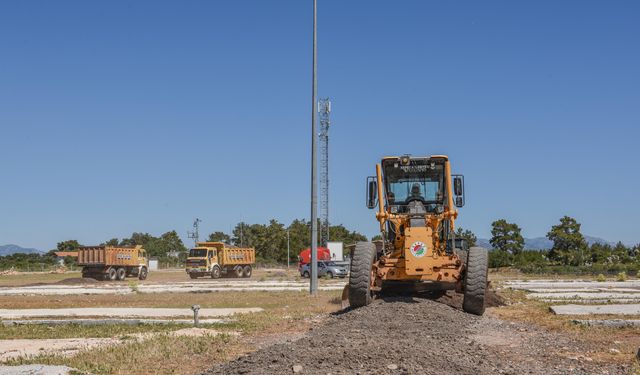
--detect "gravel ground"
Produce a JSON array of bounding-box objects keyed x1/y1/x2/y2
[{"x1": 204, "y1": 294, "x2": 630, "y2": 375}]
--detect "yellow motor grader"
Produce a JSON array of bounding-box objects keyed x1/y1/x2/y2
[{"x1": 345, "y1": 155, "x2": 488, "y2": 315}]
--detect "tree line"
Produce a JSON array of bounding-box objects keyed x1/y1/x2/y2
[
  {"x1": 0, "y1": 219, "x2": 367, "y2": 270},
  {"x1": 2, "y1": 216, "x2": 638, "y2": 274},
  {"x1": 457, "y1": 216, "x2": 640, "y2": 275}
]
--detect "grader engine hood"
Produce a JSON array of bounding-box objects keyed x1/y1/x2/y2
[{"x1": 403, "y1": 226, "x2": 434, "y2": 275}]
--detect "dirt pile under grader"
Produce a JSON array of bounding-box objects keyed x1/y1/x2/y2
[{"x1": 203, "y1": 294, "x2": 628, "y2": 375}]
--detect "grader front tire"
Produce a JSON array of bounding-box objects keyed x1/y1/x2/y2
[
  {"x1": 348, "y1": 241, "x2": 376, "y2": 308},
  {"x1": 462, "y1": 247, "x2": 489, "y2": 316}
]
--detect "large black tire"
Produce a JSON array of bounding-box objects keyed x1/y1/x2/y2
[
  {"x1": 463, "y1": 247, "x2": 489, "y2": 315},
  {"x1": 234, "y1": 267, "x2": 243, "y2": 278},
  {"x1": 116, "y1": 267, "x2": 126, "y2": 281},
  {"x1": 302, "y1": 271, "x2": 310, "y2": 278},
  {"x1": 348, "y1": 242, "x2": 377, "y2": 308},
  {"x1": 138, "y1": 267, "x2": 148, "y2": 280},
  {"x1": 242, "y1": 265, "x2": 252, "y2": 278},
  {"x1": 107, "y1": 268, "x2": 117, "y2": 281},
  {"x1": 211, "y1": 266, "x2": 221, "y2": 279},
  {"x1": 189, "y1": 273, "x2": 198, "y2": 279}
]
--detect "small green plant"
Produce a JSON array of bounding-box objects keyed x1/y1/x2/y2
[
  {"x1": 596, "y1": 274, "x2": 606, "y2": 282},
  {"x1": 616, "y1": 271, "x2": 628, "y2": 282},
  {"x1": 128, "y1": 280, "x2": 139, "y2": 293}
]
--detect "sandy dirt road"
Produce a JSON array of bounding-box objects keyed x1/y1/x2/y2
[{"x1": 203, "y1": 295, "x2": 630, "y2": 375}]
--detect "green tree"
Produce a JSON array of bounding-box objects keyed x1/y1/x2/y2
[
  {"x1": 546, "y1": 216, "x2": 587, "y2": 266},
  {"x1": 286, "y1": 219, "x2": 311, "y2": 262},
  {"x1": 207, "y1": 231, "x2": 231, "y2": 243},
  {"x1": 56, "y1": 240, "x2": 81, "y2": 252},
  {"x1": 328, "y1": 224, "x2": 367, "y2": 246},
  {"x1": 371, "y1": 234, "x2": 383, "y2": 241},
  {"x1": 145, "y1": 231, "x2": 188, "y2": 259},
  {"x1": 490, "y1": 219, "x2": 524, "y2": 255},
  {"x1": 102, "y1": 238, "x2": 119, "y2": 246},
  {"x1": 455, "y1": 227, "x2": 477, "y2": 248},
  {"x1": 119, "y1": 233, "x2": 154, "y2": 247}
]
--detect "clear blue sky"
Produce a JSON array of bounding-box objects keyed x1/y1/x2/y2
[{"x1": 1, "y1": 1, "x2": 638, "y2": 251}]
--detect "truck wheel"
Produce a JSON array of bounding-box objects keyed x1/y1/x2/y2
[
  {"x1": 463, "y1": 247, "x2": 489, "y2": 315},
  {"x1": 138, "y1": 267, "x2": 148, "y2": 280},
  {"x1": 242, "y1": 265, "x2": 252, "y2": 278},
  {"x1": 302, "y1": 271, "x2": 310, "y2": 278},
  {"x1": 211, "y1": 266, "x2": 221, "y2": 279},
  {"x1": 116, "y1": 267, "x2": 126, "y2": 281},
  {"x1": 189, "y1": 273, "x2": 198, "y2": 279},
  {"x1": 348, "y1": 242, "x2": 377, "y2": 308},
  {"x1": 107, "y1": 268, "x2": 117, "y2": 281},
  {"x1": 234, "y1": 267, "x2": 243, "y2": 278}
]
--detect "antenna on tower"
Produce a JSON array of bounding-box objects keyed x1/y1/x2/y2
[
  {"x1": 318, "y1": 98, "x2": 331, "y2": 247},
  {"x1": 187, "y1": 218, "x2": 202, "y2": 245}
]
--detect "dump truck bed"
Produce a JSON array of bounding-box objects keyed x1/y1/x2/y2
[
  {"x1": 77, "y1": 246, "x2": 143, "y2": 267},
  {"x1": 219, "y1": 248, "x2": 255, "y2": 266}
]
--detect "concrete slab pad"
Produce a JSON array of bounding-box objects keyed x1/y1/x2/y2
[
  {"x1": 504, "y1": 280, "x2": 640, "y2": 290},
  {"x1": 549, "y1": 304, "x2": 640, "y2": 315},
  {"x1": 528, "y1": 292, "x2": 640, "y2": 300},
  {"x1": 0, "y1": 307, "x2": 262, "y2": 319},
  {"x1": 523, "y1": 288, "x2": 640, "y2": 293},
  {"x1": 538, "y1": 299, "x2": 640, "y2": 304},
  {"x1": 0, "y1": 337, "x2": 117, "y2": 360},
  {"x1": 0, "y1": 280, "x2": 347, "y2": 296},
  {"x1": 0, "y1": 327, "x2": 233, "y2": 360},
  {"x1": 572, "y1": 319, "x2": 640, "y2": 327},
  {"x1": 0, "y1": 365, "x2": 76, "y2": 375},
  {"x1": 2, "y1": 318, "x2": 226, "y2": 326}
]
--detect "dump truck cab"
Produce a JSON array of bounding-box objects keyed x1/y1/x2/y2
[
  {"x1": 186, "y1": 242, "x2": 255, "y2": 279},
  {"x1": 347, "y1": 155, "x2": 488, "y2": 315},
  {"x1": 186, "y1": 244, "x2": 221, "y2": 278}
]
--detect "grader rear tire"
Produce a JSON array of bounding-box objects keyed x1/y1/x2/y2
[
  {"x1": 463, "y1": 247, "x2": 489, "y2": 315},
  {"x1": 348, "y1": 241, "x2": 376, "y2": 308}
]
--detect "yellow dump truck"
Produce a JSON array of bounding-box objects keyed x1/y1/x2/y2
[
  {"x1": 78, "y1": 245, "x2": 149, "y2": 281},
  {"x1": 186, "y1": 242, "x2": 255, "y2": 279}
]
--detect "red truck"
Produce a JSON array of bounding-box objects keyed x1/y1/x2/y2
[{"x1": 298, "y1": 247, "x2": 331, "y2": 271}]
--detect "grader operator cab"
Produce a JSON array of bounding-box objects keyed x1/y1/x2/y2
[{"x1": 346, "y1": 155, "x2": 489, "y2": 315}]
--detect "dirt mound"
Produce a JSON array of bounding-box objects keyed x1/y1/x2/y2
[
  {"x1": 54, "y1": 278, "x2": 100, "y2": 285},
  {"x1": 204, "y1": 294, "x2": 627, "y2": 375},
  {"x1": 434, "y1": 288, "x2": 505, "y2": 310}
]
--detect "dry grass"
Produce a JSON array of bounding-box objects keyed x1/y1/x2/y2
[
  {"x1": 0, "y1": 267, "x2": 314, "y2": 287},
  {"x1": 0, "y1": 266, "x2": 302, "y2": 286},
  {"x1": 5, "y1": 332, "x2": 244, "y2": 375},
  {"x1": 0, "y1": 322, "x2": 220, "y2": 340},
  {"x1": 490, "y1": 288, "x2": 640, "y2": 366},
  {"x1": 0, "y1": 271, "x2": 83, "y2": 287},
  {"x1": 1, "y1": 290, "x2": 342, "y2": 374},
  {"x1": 0, "y1": 290, "x2": 338, "y2": 310}
]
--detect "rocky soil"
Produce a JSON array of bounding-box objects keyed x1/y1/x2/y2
[{"x1": 203, "y1": 293, "x2": 631, "y2": 375}]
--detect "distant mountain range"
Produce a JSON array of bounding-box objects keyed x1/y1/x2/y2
[
  {"x1": 0, "y1": 244, "x2": 43, "y2": 256},
  {"x1": 476, "y1": 235, "x2": 617, "y2": 250}
]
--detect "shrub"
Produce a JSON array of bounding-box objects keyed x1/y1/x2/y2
[
  {"x1": 596, "y1": 274, "x2": 606, "y2": 282},
  {"x1": 616, "y1": 272, "x2": 628, "y2": 282}
]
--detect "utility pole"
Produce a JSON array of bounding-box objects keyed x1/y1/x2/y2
[
  {"x1": 287, "y1": 229, "x2": 290, "y2": 269},
  {"x1": 187, "y1": 218, "x2": 202, "y2": 246},
  {"x1": 309, "y1": 0, "x2": 319, "y2": 295}
]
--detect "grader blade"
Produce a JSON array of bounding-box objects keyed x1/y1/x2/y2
[{"x1": 341, "y1": 284, "x2": 350, "y2": 309}]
